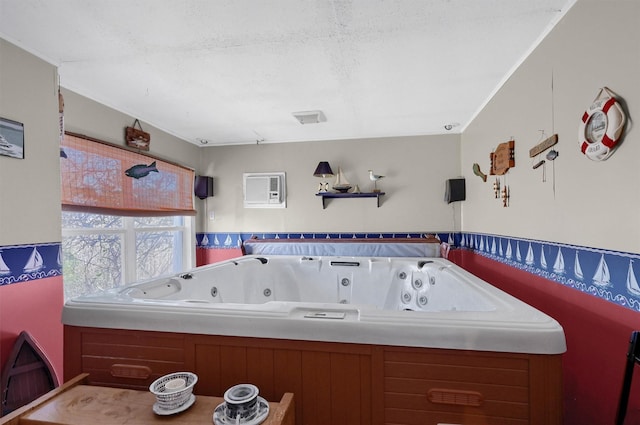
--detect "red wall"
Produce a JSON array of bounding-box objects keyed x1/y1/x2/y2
[
  {"x1": 449, "y1": 249, "x2": 640, "y2": 424},
  {"x1": 196, "y1": 247, "x2": 243, "y2": 266},
  {"x1": 0, "y1": 276, "x2": 64, "y2": 383}
]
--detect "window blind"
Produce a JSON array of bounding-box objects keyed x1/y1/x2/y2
[{"x1": 61, "y1": 132, "x2": 196, "y2": 216}]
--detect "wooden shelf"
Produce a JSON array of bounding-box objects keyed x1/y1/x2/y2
[{"x1": 316, "y1": 192, "x2": 385, "y2": 209}]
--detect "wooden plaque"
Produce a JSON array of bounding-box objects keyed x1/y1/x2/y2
[
  {"x1": 490, "y1": 140, "x2": 515, "y2": 175},
  {"x1": 529, "y1": 134, "x2": 558, "y2": 157}
]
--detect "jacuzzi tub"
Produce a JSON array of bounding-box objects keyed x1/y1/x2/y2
[{"x1": 62, "y1": 255, "x2": 565, "y2": 354}]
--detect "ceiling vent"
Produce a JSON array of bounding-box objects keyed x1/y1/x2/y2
[{"x1": 292, "y1": 110, "x2": 326, "y2": 125}]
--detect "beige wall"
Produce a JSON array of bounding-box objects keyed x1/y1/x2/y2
[
  {"x1": 462, "y1": 0, "x2": 640, "y2": 253},
  {"x1": 4, "y1": 0, "x2": 638, "y2": 253},
  {"x1": 0, "y1": 39, "x2": 61, "y2": 245},
  {"x1": 198, "y1": 134, "x2": 462, "y2": 233},
  {"x1": 61, "y1": 89, "x2": 201, "y2": 173}
]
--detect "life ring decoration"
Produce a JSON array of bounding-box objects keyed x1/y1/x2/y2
[{"x1": 579, "y1": 87, "x2": 626, "y2": 161}]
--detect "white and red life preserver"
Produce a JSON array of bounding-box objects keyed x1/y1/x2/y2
[{"x1": 579, "y1": 87, "x2": 626, "y2": 161}]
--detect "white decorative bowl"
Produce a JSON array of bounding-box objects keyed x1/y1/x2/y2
[{"x1": 149, "y1": 372, "x2": 198, "y2": 411}]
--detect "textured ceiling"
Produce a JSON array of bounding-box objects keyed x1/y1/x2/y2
[{"x1": 0, "y1": 0, "x2": 574, "y2": 146}]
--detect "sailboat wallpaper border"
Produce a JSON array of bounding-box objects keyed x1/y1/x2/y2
[
  {"x1": 196, "y1": 232, "x2": 432, "y2": 249},
  {"x1": 197, "y1": 232, "x2": 640, "y2": 312},
  {"x1": 0, "y1": 242, "x2": 62, "y2": 286},
  {"x1": 455, "y1": 233, "x2": 640, "y2": 312}
]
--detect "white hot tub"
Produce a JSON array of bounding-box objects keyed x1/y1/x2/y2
[{"x1": 62, "y1": 255, "x2": 566, "y2": 354}]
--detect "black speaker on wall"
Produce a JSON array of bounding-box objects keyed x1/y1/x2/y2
[
  {"x1": 445, "y1": 178, "x2": 465, "y2": 203},
  {"x1": 194, "y1": 175, "x2": 214, "y2": 199}
]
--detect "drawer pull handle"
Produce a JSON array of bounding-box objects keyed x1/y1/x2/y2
[
  {"x1": 110, "y1": 364, "x2": 152, "y2": 379},
  {"x1": 427, "y1": 388, "x2": 483, "y2": 407}
]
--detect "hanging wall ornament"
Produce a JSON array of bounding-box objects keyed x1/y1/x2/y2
[
  {"x1": 472, "y1": 163, "x2": 487, "y2": 182},
  {"x1": 530, "y1": 132, "x2": 556, "y2": 183},
  {"x1": 501, "y1": 184, "x2": 509, "y2": 207},
  {"x1": 490, "y1": 140, "x2": 515, "y2": 176},
  {"x1": 489, "y1": 140, "x2": 514, "y2": 206},
  {"x1": 578, "y1": 87, "x2": 627, "y2": 161},
  {"x1": 125, "y1": 119, "x2": 151, "y2": 151}
]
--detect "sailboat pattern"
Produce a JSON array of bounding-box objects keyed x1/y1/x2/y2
[
  {"x1": 0, "y1": 243, "x2": 62, "y2": 286},
  {"x1": 455, "y1": 232, "x2": 640, "y2": 312}
]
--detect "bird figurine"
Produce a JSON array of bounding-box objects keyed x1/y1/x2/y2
[{"x1": 368, "y1": 170, "x2": 385, "y2": 192}]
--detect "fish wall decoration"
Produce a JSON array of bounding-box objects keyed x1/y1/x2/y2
[
  {"x1": 472, "y1": 163, "x2": 487, "y2": 182},
  {"x1": 125, "y1": 161, "x2": 159, "y2": 179}
]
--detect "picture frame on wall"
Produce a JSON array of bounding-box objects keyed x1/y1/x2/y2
[{"x1": 0, "y1": 117, "x2": 24, "y2": 159}]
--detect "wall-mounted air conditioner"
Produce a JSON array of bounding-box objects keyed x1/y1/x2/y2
[{"x1": 243, "y1": 172, "x2": 286, "y2": 208}]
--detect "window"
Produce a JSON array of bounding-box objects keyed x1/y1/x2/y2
[
  {"x1": 61, "y1": 212, "x2": 193, "y2": 299},
  {"x1": 60, "y1": 132, "x2": 196, "y2": 300}
]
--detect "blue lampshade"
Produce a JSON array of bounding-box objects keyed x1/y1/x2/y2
[{"x1": 313, "y1": 161, "x2": 334, "y2": 177}]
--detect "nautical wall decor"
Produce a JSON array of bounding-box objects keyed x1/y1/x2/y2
[
  {"x1": 530, "y1": 133, "x2": 558, "y2": 183},
  {"x1": 456, "y1": 232, "x2": 640, "y2": 313},
  {"x1": 579, "y1": 87, "x2": 627, "y2": 161},
  {"x1": 472, "y1": 163, "x2": 487, "y2": 182},
  {"x1": 125, "y1": 119, "x2": 151, "y2": 151},
  {"x1": 489, "y1": 140, "x2": 515, "y2": 207},
  {"x1": 529, "y1": 134, "x2": 558, "y2": 158},
  {"x1": 490, "y1": 140, "x2": 515, "y2": 175},
  {"x1": 0, "y1": 243, "x2": 62, "y2": 286}
]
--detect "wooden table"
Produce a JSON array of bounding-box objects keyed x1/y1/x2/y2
[{"x1": 1, "y1": 374, "x2": 294, "y2": 425}]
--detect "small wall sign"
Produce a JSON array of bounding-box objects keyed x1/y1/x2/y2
[{"x1": 490, "y1": 140, "x2": 515, "y2": 175}]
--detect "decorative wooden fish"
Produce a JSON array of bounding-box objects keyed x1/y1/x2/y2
[{"x1": 472, "y1": 163, "x2": 487, "y2": 182}]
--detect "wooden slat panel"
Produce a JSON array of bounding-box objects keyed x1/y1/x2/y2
[
  {"x1": 384, "y1": 377, "x2": 529, "y2": 402},
  {"x1": 193, "y1": 344, "x2": 221, "y2": 396},
  {"x1": 82, "y1": 355, "x2": 184, "y2": 372},
  {"x1": 384, "y1": 392, "x2": 528, "y2": 419},
  {"x1": 246, "y1": 347, "x2": 276, "y2": 401},
  {"x1": 274, "y1": 349, "x2": 303, "y2": 424},
  {"x1": 82, "y1": 343, "x2": 184, "y2": 362},
  {"x1": 330, "y1": 353, "x2": 364, "y2": 425},
  {"x1": 80, "y1": 330, "x2": 184, "y2": 347},
  {"x1": 384, "y1": 348, "x2": 529, "y2": 370},
  {"x1": 371, "y1": 347, "x2": 386, "y2": 425},
  {"x1": 219, "y1": 346, "x2": 248, "y2": 390},
  {"x1": 191, "y1": 334, "x2": 372, "y2": 355},
  {"x1": 359, "y1": 353, "x2": 373, "y2": 425},
  {"x1": 63, "y1": 328, "x2": 83, "y2": 381},
  {"x1": 301, "y1": 351, "x2": 332, "y2": 425},
  {"x1": 385, "y1": 407, "x2": 528, "y2": 425},
  {"x1": 528, "y1": 354, "x2": 563, "y2": 425},
  {"x1": 63, "y1": 327, "x2": 562, "y2": 425},
  {"x1": 384, "y1": 361, "x2": 528, "y2": 387}
]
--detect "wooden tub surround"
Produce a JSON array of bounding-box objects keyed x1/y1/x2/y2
[
  {"x1": 64, "y1": 326, "x2": 563, "y2": 425},
  {"x1": 0, "y1": 373, "x2": 294, "y2": 425}
]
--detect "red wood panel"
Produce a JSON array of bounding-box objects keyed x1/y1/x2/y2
[
  {"x1": 382, "y1": 346, "x2": 534, "y2": 424},
  {"x1": 385, "y1": 407, "x2": 528, "y2": 425},
  {"x1": 193, "y1": 343, "x2": 221, "y2": 396},
  {"x1": 63, "y1": 326, "x2": 560, "y2": 425},
  {"x1": 246, "y1": 347, "x2": 276, "y2": 399},
  {"x1": 385, "y1": 377, "x2": 528, "y2": 404},
  {"x1": 301, "y1": 351, "x2": 332, "y2": 425},
  {"x1": 189, "y1": 335, "x2": 375, "y2": 425},
  {"x1": 273, "y1": 349, "x2": 303, "y2": 422},
  {"x1": 528, "y1": 354, "x2": 563, "y2": 424},
  {"x1": 219, "y1": 345, "x2": 248, "y2": 389},
  {"x1": 329, "y1": 353, "x2": 365, "y2": 424},
  {"x1": 63, "y1": 327, "x2": 82, "y2": 381}
]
